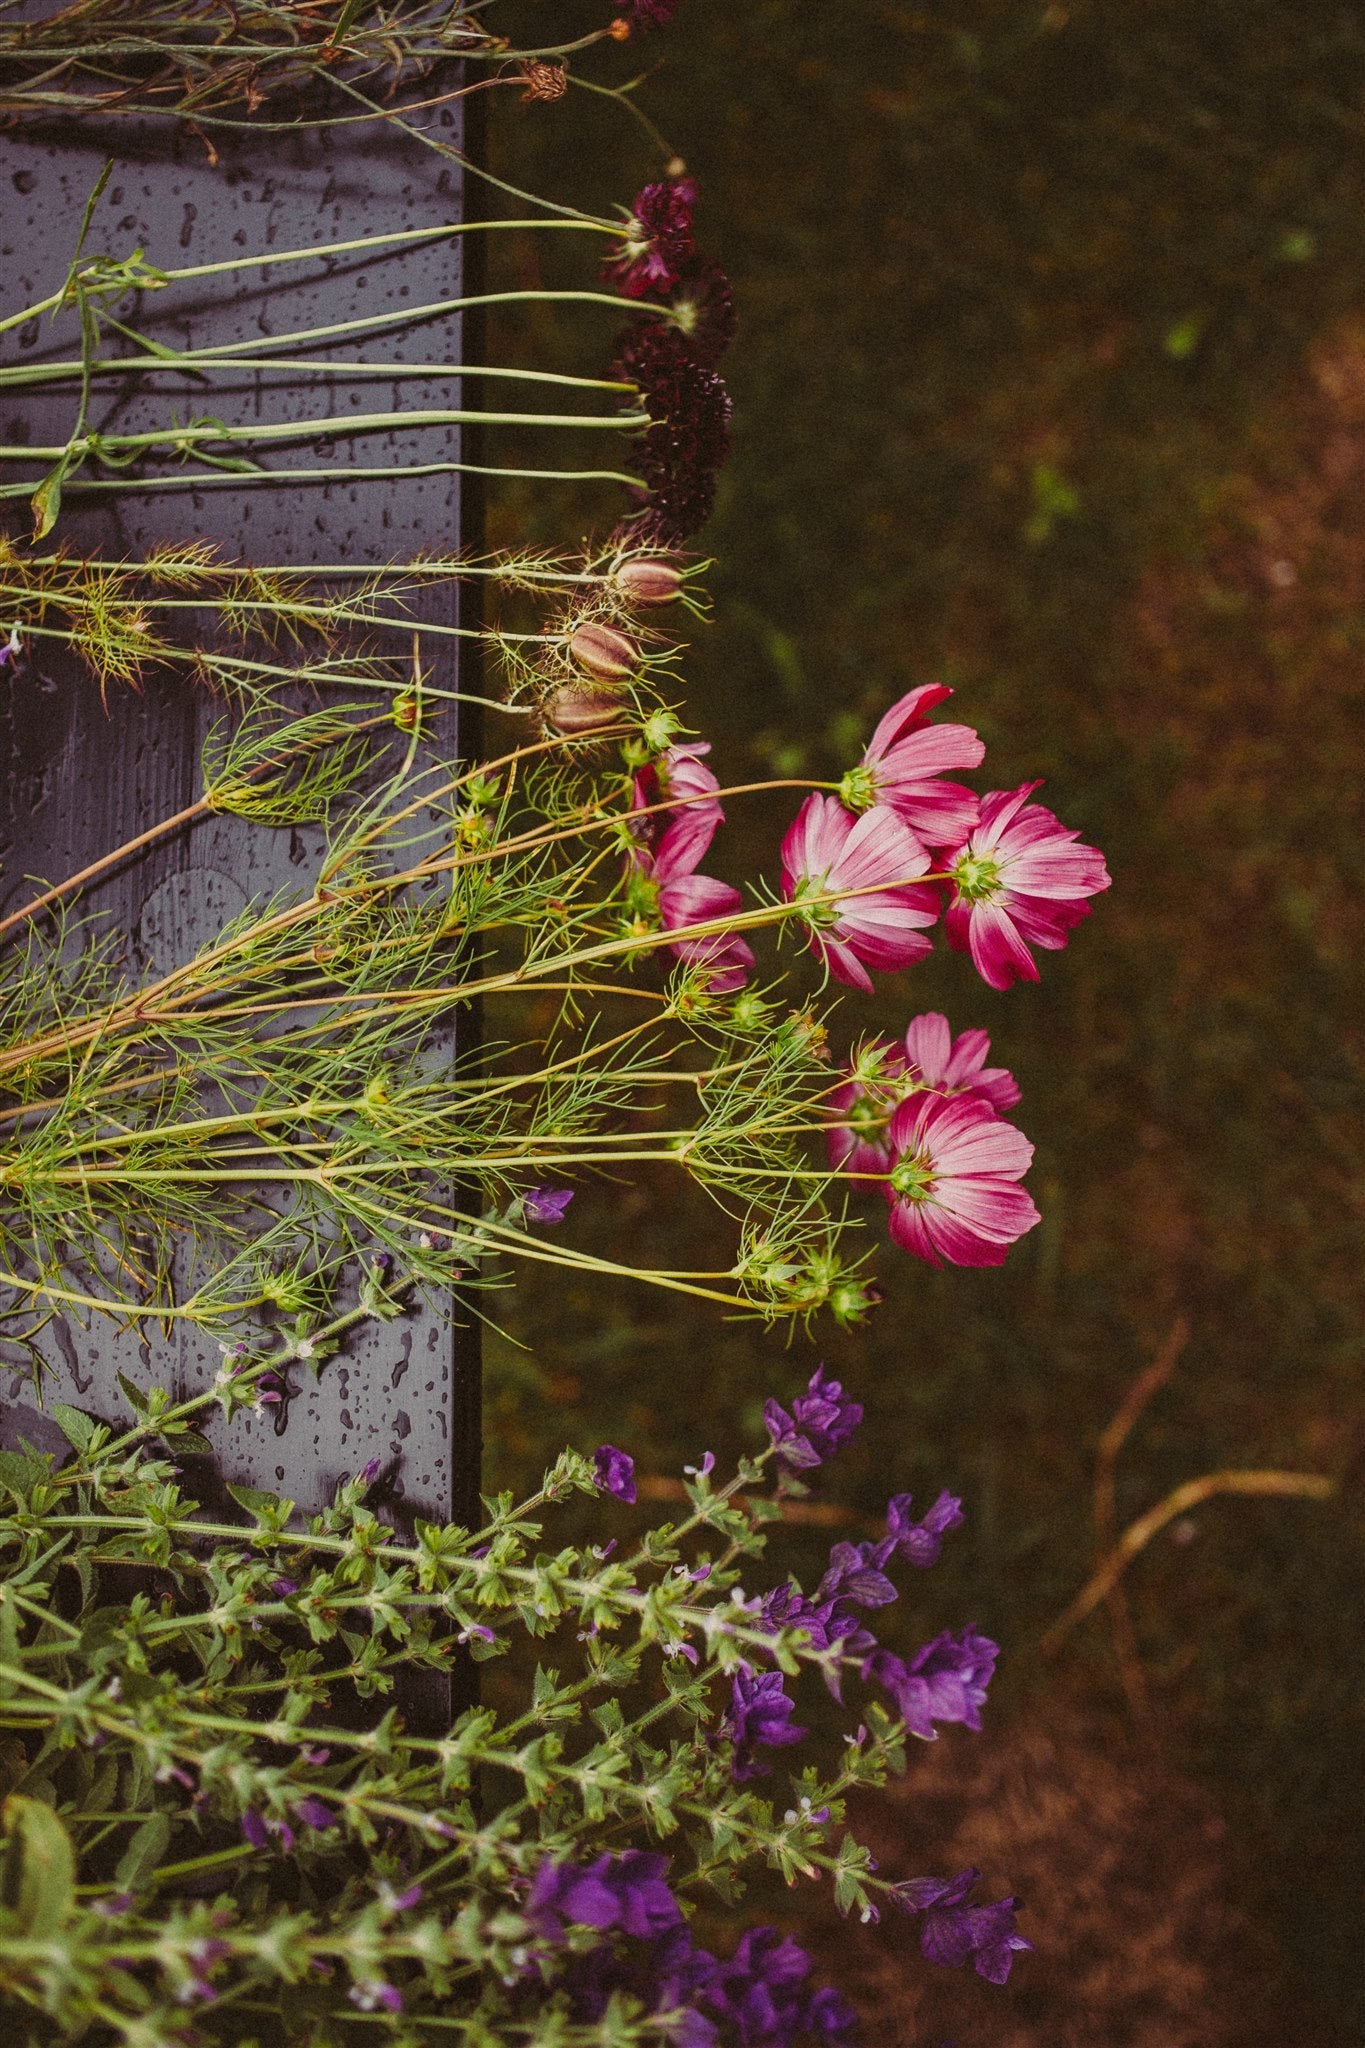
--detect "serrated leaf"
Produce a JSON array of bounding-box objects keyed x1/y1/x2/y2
[
  {"x1": 49, "y1": 1404, "x2": 97, "y2": 1455},
  {"x1": 227, "y1": 1484, "x2": 282, "y2": 1521},
  {"x1": 0, "y1": 1796, "x2": 75, "y2": 1936},
  {"x1": 0, "y1": 1450, "x2": 52, "y2": 1502}
]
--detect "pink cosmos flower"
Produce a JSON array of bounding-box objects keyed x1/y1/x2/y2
[
  {"x1": 901, "y1": 1011, "x2": 1020, "y2": 1113},
  {"x1": 631, "y1": 740, "x2": 724, "y2": 871},
  {"x1": 943, "y1": 782, "x2": 1110, "y2": 992},
  {"x1": 839, "y1": 685, "x2": 984, "y2": 849},
  {"x1": 781, "y1": 795, "x2": 939, "y2": 994},
  {"x1": 824, "y1": 1040, "x2": 908, "y2": 1174},
  {"x1": 883, "y1": 1092, "x2": 1039, "y2": 1268},
  {"x1": 629, "y1": 810, "x2": 753, "y2": 993}
]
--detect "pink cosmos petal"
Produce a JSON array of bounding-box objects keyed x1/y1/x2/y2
[
  {"x1": 820, "y1": 933, "x2": 876, "y2": 993},
  {"x1": 825, "y1": 1043, "x2": 908, "y2": 1172},
  {"x1": 863, "y1": 687, "x2": 985, "y2": 847},
  {"x1": 866, "y1": 683, "x2": 955, "y2": 753},
  {"x1": 902, "y1": 1011, "x2": 954, "y2": 1079},
  {"x1": 942, "y1": 783, "x2": 1107, "y2": 991},
  {"x1": 936, "y1": 1176, "x2": 1042, "y2": 1242},
  {"x1": 657, "y1": 871, "x2": 752, "y2": 991},
  {"x1": 966, "y1": 899, "x2": 1040, "y2": 992},
  {"x1": 659, "y1": 871, "x2": 742, "y2": 931},
  {"x1": 889, "y1": 1093, "x2": 1034, "y2": 1180},
  {"x1": 633, "y1": 742, "x2": 724, "y2": 873},
  {"x1": 970, "y1": 781, "x2": 1045, "y2": 850}
]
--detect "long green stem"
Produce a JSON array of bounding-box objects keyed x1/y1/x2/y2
[{"x1": 0, "y1": 403, "x2": 646, "y2": 462}]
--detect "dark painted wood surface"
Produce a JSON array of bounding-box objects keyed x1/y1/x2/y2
[{"x1": 0, "y1": 87, "x2": 482, "y2": 1552}]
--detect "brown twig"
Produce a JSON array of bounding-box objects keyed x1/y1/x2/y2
[
  {"x1": 1092, "y1": 1315, "x2": 1190, "y2": 1725},
  {"x1": 1039, "y1": 1468, "x2": 1336, "y2": 1658}
]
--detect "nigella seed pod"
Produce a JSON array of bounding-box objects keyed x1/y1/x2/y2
[
  {"x1": 543, "y1": 682, "x2": 628, "y2": 735},
  {"x1": 569, "y1": 620, "x2": 639, "y2": 681},
  {"x1": 614, "y1": 558, "x2": 684, "y2": 607}
]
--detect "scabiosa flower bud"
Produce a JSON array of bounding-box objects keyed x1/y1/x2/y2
[
  {"x1": 570, "y1": 620, "x2": 639, "y2": 682},
  {"x1": 592, "y1": 1443, "x2": 637, "y2": 1502},
  {"x1": 603, "y1": 180, "x2": 697, "y2": 297}
]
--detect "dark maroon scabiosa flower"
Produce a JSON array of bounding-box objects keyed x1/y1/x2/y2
[
  {"x1": 884, "y1": 1489, "x2": 965, "y2": 1568},
  {"x1": 723, "y1": 1666, "x2": 807, "y2": 1780},
  {"x1": 890, "y1": 1868, "x2": 1033, "y2": 1985},
  {"x1": 763, "y1": 1364, "x2": 863, "y2": 1471},
  {"x1": 603, "y1": 179, "x2": 697, "y2": 298},
  {"x1": 668, "y1": 257, "x2": 737, "y2": 367},
  {"x1": 593, "y1": 1443, "x2": 637, "y2": 1503},
  {"x1": 612, "y1": 318, "x2": 732, "y2": 544},
  {"x1": 863, "y1": 1625, "x2": 999, "y2": 1740}
]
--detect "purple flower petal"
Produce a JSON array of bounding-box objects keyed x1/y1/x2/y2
[{"x1": 592, "y1": 1443, "x2": 637, "y2": 1503}]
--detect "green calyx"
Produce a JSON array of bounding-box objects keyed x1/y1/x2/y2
[
  {"x1": 889, "y1": 1151, "x2": 935, "y2": 1203},
  {"x1": 951, "y1": 850, "x2": 1004, "y2": 902},
  {"x1": 836, "y1": 763, "x2": 879, "y2": 816}
]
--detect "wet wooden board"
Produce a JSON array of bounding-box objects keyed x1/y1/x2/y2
[{"x1": 0, "y1": 74, "x2": 483, "y2": 1591}]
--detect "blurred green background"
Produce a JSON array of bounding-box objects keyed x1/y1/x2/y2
[{"x1": 485, "y1": 3, "x2": 1365, "y2": 2037}]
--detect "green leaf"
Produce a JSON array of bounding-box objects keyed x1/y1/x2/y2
[
  {"x1": 0, "y1": 1796, "x2": 75, "y2": 1936},
  {"x1": 166, "y1": 1429, "x2": 214, "y2": 1458},
  {"x1": 0, "y1": 1450, "x2": 52, "y2": 1502},
  {"x1": 227, "y1": 1484, "x2": 291, "y2": 1528},
  {"x1": 115, "y1": 1810, "x2": 171, "y2": 1891},
  {"x1": 115, "y1": 1373, "x2": 150, "y2": 1419},
  {"x1": 50, "y1": 1404, "x2": 97, "y2": 1455},
  {"x1": 29, "y1": 453, "x2": 71, "y2": 542}
]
